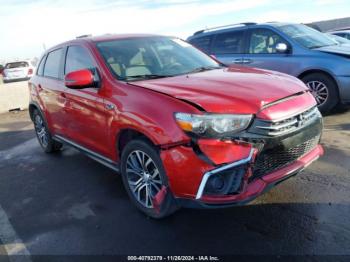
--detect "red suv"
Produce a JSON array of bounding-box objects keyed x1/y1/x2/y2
[{"x1": 29, "y1": 34, "x2": 323, "y2": 218}]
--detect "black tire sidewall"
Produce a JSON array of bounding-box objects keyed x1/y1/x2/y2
[
  {"x1": 302, "y1": 73, "x2": 339, "y2": 113},
  {"x1": 33, "y1": 110, "x2": 61, "y2": 153},
  {"x1": 120, "y1": 139, "x2": 177, "y2": 218}
]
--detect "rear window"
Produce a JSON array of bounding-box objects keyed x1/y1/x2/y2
[
  {"x1": 189, "y1": 36, "x2": 212, "y2": 53},
  {"x1": 5, "y1": 62, "x2": 29, "y2": 69},
  {"x1": 212, "y1": 31, "x2": 244, "y2": 54},
  {"x1": 44, "y1": 49, "x2": 63, "y2": 78}
]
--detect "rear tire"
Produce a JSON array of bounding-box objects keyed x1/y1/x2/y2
[
  {"x1": 301, "y1": 73, "x2": 339, "y2": 113},
  {"x1": 120, "y1": 139, "x2": 178, "y2": 218},
  {"x1": 32, "y1": 109, "x2": 62, "y2": 153}
]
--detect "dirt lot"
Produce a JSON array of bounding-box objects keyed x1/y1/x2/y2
[{"x1": 0, "y1": 100, "x2": 349, "y2": 260}]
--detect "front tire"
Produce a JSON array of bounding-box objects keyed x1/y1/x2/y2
[
  {"x1": 32, "y1": 109, "x2": 62, "y2": 153},
  {"x1": 301, "y1": 73, "x2": 339, "y2": 113},
  {"x1": 120, "y1": 139, "x2": 178, "y2": 218}
]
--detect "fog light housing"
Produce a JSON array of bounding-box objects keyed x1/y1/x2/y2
[
  {"x1": 203, "y1": 166, "x2": 246, "y2": 195},
  {"x1": 206, "y1": 176, "x2": 225, "y2": 193}
]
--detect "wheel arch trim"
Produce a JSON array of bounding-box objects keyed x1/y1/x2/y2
[
  {"x1": 115, "y1": 127, "x2": 160, "y2": 158},
  {"x1": 297, "y1": 69, "x2": 340, "y2": 100}
]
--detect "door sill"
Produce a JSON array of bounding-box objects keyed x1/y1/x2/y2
[{"x1": 53, "y1": 135, "x2": 120, "y2": 172}]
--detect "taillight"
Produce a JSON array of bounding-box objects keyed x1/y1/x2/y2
[{"x1": 28, "y1": 68, "x2": 33, "y2": 75}]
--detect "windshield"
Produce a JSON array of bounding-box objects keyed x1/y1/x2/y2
[
  {"x1": 278, "y1": 24, "x2": 338, "y2": 49},
  {"x1": 96, "y1": 37, "x2": 222, "y2": 81},
  {"x1": 5, "y1": 61, "x2": 29, "y2": 69}
]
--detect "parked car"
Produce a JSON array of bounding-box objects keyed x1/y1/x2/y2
[
  {"x1": 29, "y1": 34, "x2": 323, "y2": 218},
  {"x1": 329, "y1": 30, "x2": 350, "y2": 40},
  {"x1": 2, "y1": 60, "x2": 35, "y2": 83},
  {"x1": 326, "y1": 33, "x2": 350, "y2": 45},
  {"x1": 188, "y1": 22, "x2": 350, "y2": 113},
  {"x1": 0, "y1": 64, "x2": 4, "y2": 74}
]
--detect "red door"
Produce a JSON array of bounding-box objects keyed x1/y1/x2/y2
[
  {"x1": 61, "y1": 45, "x2": 111, "y2": 158},
  {"x1": 38, "y1": 48, "x2": 68, "y2": 135}
]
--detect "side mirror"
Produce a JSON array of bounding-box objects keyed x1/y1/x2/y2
[
  {"x1": 276, "y1": 43, "x2": 289, "y2": 54},
  {"x1": 65, "y1": 69, "x2": 95, "y2": 89}
]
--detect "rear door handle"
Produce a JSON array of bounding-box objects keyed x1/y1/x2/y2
[
  {"x1": 105, "y1": 103, "x2": 115, "y2": 110},
  {"x1": 58, "y1": 92, "x2": 67, "y2": 104},
  {"x1": 37, "y1": 84, "x2": 43, "y2": 92}
]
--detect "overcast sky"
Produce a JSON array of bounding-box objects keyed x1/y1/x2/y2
[{"x1": 0, "y1": 0, "x2": 349, "y2": 62}]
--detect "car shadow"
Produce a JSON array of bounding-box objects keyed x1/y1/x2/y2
[
  {"x1": 327, "y1": 104, "x2": 350, "y2": 116},
  {"x1": 0, "y1": 123, "x2": 349, "y2": 257}
]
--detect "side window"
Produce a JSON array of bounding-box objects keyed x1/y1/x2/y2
[
  {"x1": 249, "y1": 29, "x2": 287, "y2": 54},
  {"x1": 212, "y1": 31, "x2": 244, "y2": 54},
  {"x1": 37, "y1": 56, "x2": 46, "y2": 76},
  {"x1": 65, "y1": 45, "x2": 95, "y2": 74},
  {"x1": 334, "y1": 33, "x2": 345, "y2": 38},
  {"x1": 190, "y1": 36, "x2": 212, "y2": 53},
  {"x1": 44, "y1": 49, "x2": 63, "y2": 78}
]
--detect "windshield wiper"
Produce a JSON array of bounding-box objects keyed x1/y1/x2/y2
[
  {"x1": 123, "y1": 74, "x2": 172, "y2": 81},
  {"x1": 186, "y1": 66, "x2": 223, "y2": 74}
]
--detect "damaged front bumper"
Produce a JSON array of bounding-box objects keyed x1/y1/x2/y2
[
  {"x1": 190, "y1": 144, "x2": 323, "y2": 208},
  {"x1": 160, "y1": 107, "x2": 324, "y2": 208}
]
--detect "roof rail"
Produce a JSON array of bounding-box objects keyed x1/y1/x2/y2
[
  {"x1": 193, "y1": 22, "x2": 257, "y2": 35},
  {"x1": 76, "y1": 34, "x2": 92, "y2": 39}
]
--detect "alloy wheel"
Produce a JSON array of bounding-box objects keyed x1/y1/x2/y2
[
  {"x1": 306, "y1": 80, "x2": 329, "y2": 106},
  {"x1": 126, "y1": 150, "x2": 163, "y2": 208},
  {"x1": 34, "y1": 114, "x2": 49, "y2": 148}
]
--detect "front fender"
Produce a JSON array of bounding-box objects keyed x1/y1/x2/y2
[
  {"x1": 295, "y1": 52, "x2": 350, "y2": 78},
  {"x1": 107, "y1": 85, "x2": 199, "y2": 157}
]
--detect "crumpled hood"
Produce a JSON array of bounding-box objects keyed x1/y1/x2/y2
[
  {"x1": 129, "y1": 67, "x2": 309, "y2": 114},
  {"x1": 315, "y1": 44, "x2": 350, "y2": 58}
]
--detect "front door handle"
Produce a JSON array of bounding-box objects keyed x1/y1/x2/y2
[
  {"x1": 233, "y1": 58, "x2": 243, "y2": 64},
  {"x1": 242, "y1": 59, "x2": 253, "y2": 64}
]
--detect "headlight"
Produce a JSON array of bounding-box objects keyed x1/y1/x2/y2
[{"x1": 175, "y1": 113, "x2": 253, "y2": 138}]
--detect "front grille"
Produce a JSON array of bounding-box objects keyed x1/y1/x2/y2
[
  {"x1": 249, "y1": 107, "x2": 321, "y2": 136},
  {"x1": 251, "y1": 136, "x2": 319, "y2": 180}
]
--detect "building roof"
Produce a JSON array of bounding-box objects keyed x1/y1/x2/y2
[{"x1": 306, "y1": 17, "x2": 350, "y2": 32}]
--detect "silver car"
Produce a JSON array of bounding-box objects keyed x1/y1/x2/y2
[
  {"x1": 2, "y1": 60, "x2": 35, "y2": 83},
  {"x1": 329, "y1": 30, "x2": 350, "y2": 41},
  {"x1": 326, "y1": 33, "x2": 350, "y2": 45}
]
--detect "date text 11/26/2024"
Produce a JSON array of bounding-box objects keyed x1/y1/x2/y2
[{"x1": 127, "y1": 256, "x2": 220, "y2": 261}]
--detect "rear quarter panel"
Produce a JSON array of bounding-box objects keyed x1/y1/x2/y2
[{"x1": 29, "y1": 75, "x2": 48, "y2": 119}]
